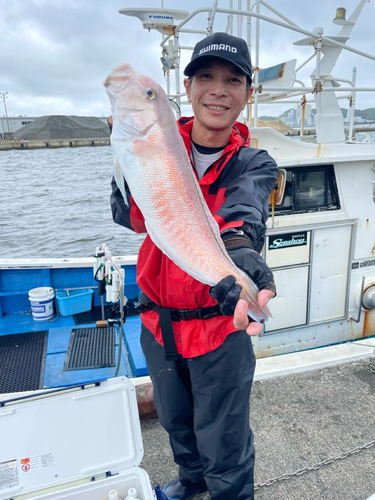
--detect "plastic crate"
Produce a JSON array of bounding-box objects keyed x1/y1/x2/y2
[{"x1": 56, "y1": 289, "x2": 94, "y2": 316}]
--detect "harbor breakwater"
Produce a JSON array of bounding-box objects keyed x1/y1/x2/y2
[
  {"x1": 0, "y1": 115, "x2": 111, "y2": 150},
  {"x1": 0, "y1": 137, "x2": 110, "y2": 151}
]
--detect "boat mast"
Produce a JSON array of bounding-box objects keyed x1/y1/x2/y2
[{"x1": 311, "y1": 0, "x2": 369, "y2": 144}]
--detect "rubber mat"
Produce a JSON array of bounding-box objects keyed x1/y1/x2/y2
[
  {"x1": 73, "y1": 303, "x2": 139, "y2": 325},
  {"x1": 73, "y1": 306, "x2": 107, "y2": 325},
  {"x1": 0, "y1": 330, "x2": 48, "y2": 394},
  {"x1": 64, "y1": 327, "x2": 116, "y2": 370}
]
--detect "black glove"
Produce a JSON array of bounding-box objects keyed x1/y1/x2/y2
[
  {"x1": 209, "y1": 275, "x2": 242, "y2": 316},
  {"x1": 222, "y1": 230, "x2": 276, "y2": 295},
  {"x1": 209, "y1": 230, "x2": 276, "y2": 317}
]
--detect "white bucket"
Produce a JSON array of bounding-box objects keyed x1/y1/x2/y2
[{"x1": 28, "y1": 287, "x2": 55, "y2": 321}]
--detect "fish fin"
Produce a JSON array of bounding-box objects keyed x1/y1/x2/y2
[
  {"x1": 264, "y1": 304, "x2": 273, "y2": 319},
  {"x1": 144, "y1": 220, "x2": 180, "y2": 265},
  {"x1": 239, "y1": 274, "x2": 269, "y2": 323},
  {"x1": 114, "y1": 157, "x2": 128, "y2": 207},
  {"x1": 187, "y1": 171, "x2": 228, "y2": 255},
  {"x1": 246, "y1": 302, "x2": 269, "y2": 323},
  {"x1": 131, "y1": 139, "x2": 164, "y2": 157},
  {"x1": 246, "y1": 300, "x2": 272, "y2": 323},
  {"x1": 144, "y1": 219, "x2": 216, "y2": 286}
]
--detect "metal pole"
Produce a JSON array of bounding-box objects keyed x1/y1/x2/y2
[
  {"x1": 246, "y1": 0, "x2": 251, "y2": 52},
  {"x1": 160, "y1": 7, "x2": 375, "y2": 62},
  {"x1": 237, "y1": 0, "x2": 242, "y2": 39},
  {"x1": 300, "y1": 95, "x2": 306, "y2": 137},
  {"x1": 260, "y1": 86, "x2": 375, "y2": 92},
  {"x1": 100, "y1": 244, "x2": 126, "y2": 378},
  {"x1": 166, "y1": 72, "x2": 171, "y2": 97},
  {"x1": 207, "y1": 0, "x2": 219, "y2": 35},
  {"x1": 1, "y1": 92, "x2": 10, "y2": 134},
  {"x1": 246, "y1": 0, "x2": 251, "y2": 125},
  {"x1": 259, "y1": 0, "x2": 298, "y2": 26},
  {"x1": 253, "y1": 0, "x2": 260, "y2": 127},
  {"x1": 229, "y1": 0, "x2": 234, "y2": 34},
  {"x1": 349, "y1": 67, "x2": 357, "y2": 140},
  {"x1": 173, "y1": 34, "x2": 181, "y2": 118},
  {"x1": 315, "y1": 37, "x2": 322, "y2": 86}
]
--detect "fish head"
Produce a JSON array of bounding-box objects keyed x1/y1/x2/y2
[{"x1": 104, "y1": 64, "x2": 174, "y2": 142}]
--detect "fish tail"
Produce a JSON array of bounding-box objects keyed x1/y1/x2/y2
[
  {"x1": 264, "y1": 304, "x2": 273, "y2": 319},
  {"x1": 240, "y1": 289, "x2": 270, "y2": 323}
]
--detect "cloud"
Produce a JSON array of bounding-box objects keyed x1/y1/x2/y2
[
  {"x1": 1, "y1": 0, "x2": 164, "y2": 116},
  {"x1": 1, "y1": 0, "x2": 374, "y2": 118}
]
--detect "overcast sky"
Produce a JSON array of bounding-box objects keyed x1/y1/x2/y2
[{"x1": 1, "y1": 0, "x2": 374, "y2": 119}]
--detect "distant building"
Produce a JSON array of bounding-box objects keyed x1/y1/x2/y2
[
  {"x1": 296, "y1": 104, "x2": 312, "y2": 126},
  {"x1": 0, "y1": 116, "x2": 38, "y2": 138},
  {"x1": 289, "y1": 109, "x2": 297, "y2": 121},
  {"x1": 284, "y1": 104, "x2": 313, "y2": 127}
]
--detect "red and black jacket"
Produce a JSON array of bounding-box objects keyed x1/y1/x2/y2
[{"x1": 110, "y1": 117, "x2": 278, "y2": 357}]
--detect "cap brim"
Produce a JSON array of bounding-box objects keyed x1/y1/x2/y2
[{"x1": 184, "y1": 54, "x2": 250, "y2": 78}]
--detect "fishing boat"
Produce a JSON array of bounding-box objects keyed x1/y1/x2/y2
[{"x1": 1, "y1": 1, "x2": 375, "y2": 498}]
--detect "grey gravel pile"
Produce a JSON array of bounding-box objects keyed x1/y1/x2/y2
[{"x1": 14, "y1": 115, "x2": 110, "y2": 140}]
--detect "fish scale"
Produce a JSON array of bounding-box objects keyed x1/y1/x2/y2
[{"x1": 104, "y1": 63, "x2": 269, "y2": 322}]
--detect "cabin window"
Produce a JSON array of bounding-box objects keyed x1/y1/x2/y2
[{"x1": 272, "y1": 164, "x2": 340, "y2": 215}]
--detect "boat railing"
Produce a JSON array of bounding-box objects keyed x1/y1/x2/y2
[{"x1": 121, "y1": 0, "x2": 375, "y2": 143}]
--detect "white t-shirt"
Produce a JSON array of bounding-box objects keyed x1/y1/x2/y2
[{"x1": 191, "y1": 142, "x2": 225, "y2": 180}]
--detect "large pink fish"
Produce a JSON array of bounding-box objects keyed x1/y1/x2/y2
[{"x1": 104, "y1": 64, "x2": 270, "y2": 322}]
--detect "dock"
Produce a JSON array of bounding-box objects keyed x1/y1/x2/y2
[
  {"x1": 0, "y1": 137, "x2": 110, "y2": 151},
  {"x1": 140, "y1": 354, "x2": 375, "y2": 499},
  {"x1": 1, "y1": 340, "x2": 374, "y2": 499}
]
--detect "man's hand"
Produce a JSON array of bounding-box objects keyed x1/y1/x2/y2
[
  {"x1": 209, "y1": 276, "x2": 275, "y2": 337},
  {"x1": 234, "y1": 289, "x2": 275, "y2": 336},
  {"x1": 219, "y1": 229, "x2": 276, "y2": 336},
  {"x1": 107, "y1": 115, "x2": 113, "y2": 133}
]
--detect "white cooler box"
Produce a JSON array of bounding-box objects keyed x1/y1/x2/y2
[{"x1": 0, "y1": 377, "x2": 155, "y2": 500}]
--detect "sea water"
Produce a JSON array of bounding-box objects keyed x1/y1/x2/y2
[
  {"x1": 1, "y1": 133, "x2": 374, "y2": 260},
  {"x1": 0, "y1": 146, "x2": 145, "y2": 259}
]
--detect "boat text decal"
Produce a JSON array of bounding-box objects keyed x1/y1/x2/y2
[
  {"x1": 352, "y1": 259, "x2": 375, "y2": 269},
  {"x1": 268, "y1": 232, "x2": 308, "y2": 250}
]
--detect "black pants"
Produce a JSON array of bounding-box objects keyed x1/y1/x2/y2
[{"x1": 141, "y1": 325, "x2": 256, "y2": 500}]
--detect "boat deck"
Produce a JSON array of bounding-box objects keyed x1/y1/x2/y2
[
  {"x1": 0, "y1": 310, "x2": 146, "y2": 391},
  {"x1": 140, "y1": 357, "x2": 375, "y2": 500}
]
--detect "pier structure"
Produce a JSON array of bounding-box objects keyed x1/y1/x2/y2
[{"x1": 0, "y1": 137, "x2": 110, "y2": 150}]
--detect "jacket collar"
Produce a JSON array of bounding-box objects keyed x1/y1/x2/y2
[
  {"x1": 177, "y1": 116, "x2": 250, "y2": 152},
  {"x1": 177, "y1": 117, "x2": 250, "y2": 183}
]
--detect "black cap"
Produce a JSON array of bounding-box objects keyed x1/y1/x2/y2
[{"x1": 184, "y1": 32, "x2": 252, "y2": 84}]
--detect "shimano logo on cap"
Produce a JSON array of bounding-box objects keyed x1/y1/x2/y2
[{"x1": 198, "y1": 44, "x2": 238, "y2": 55}]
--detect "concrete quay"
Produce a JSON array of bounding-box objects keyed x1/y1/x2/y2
[
  {"x1": 1, "y1": 339, "x2": 374, "y2": 499},
  {"x1": 141, "y1": 355, "x2": 375, "y2": 500},
  {"x1": 0, "y1": 137, "x2": 110, "y2": 151}
]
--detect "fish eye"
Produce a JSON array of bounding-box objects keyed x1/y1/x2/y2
[{"x1": 146, "y1": 88, "x2": 157, "y2": 100}]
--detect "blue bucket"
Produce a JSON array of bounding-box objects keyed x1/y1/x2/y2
[{"x1": 56, "y1": 289, "x2": 93, "y2": 316}]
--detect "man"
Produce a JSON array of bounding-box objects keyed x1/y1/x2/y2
[{"x1": 111, "y1": 32, "x2": 277, "y2": 500}]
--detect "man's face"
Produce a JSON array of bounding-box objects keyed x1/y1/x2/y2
[{"x1": 184, "y1": 59, "x2": 252, "y2": 140}]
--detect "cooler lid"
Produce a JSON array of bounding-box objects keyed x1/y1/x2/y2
[{"x1": 0, "y1": 377, "x2": 143, "y2": 500}]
